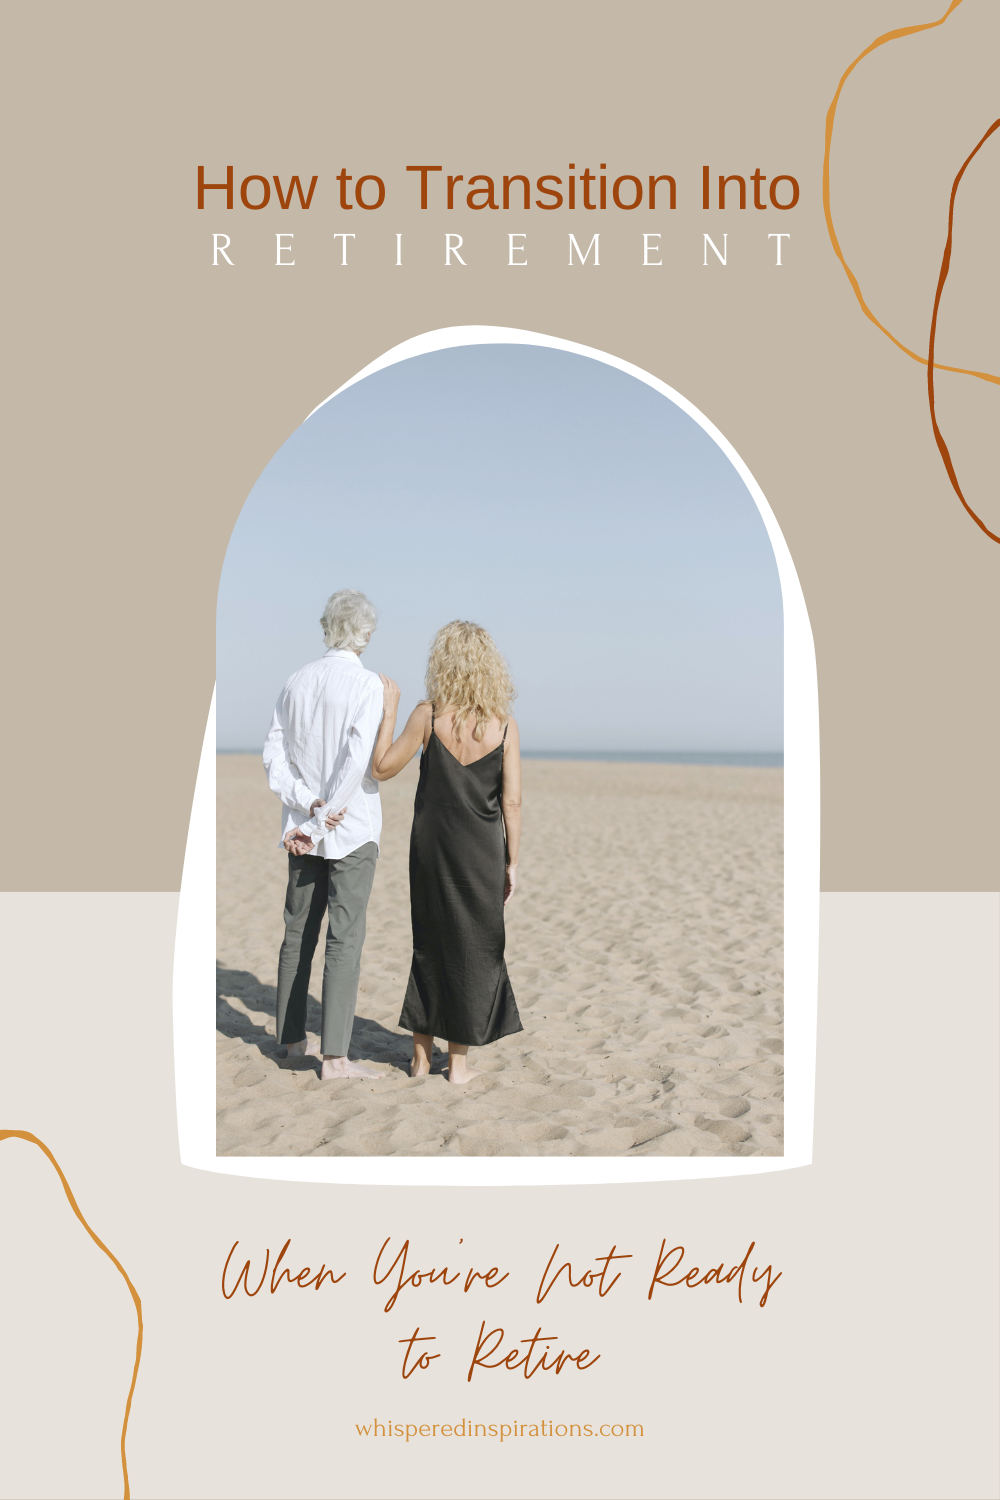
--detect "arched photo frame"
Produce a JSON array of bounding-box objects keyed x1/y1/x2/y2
[{"x1": 176, "y1": 325, "x2": 819, "y2": 1185}]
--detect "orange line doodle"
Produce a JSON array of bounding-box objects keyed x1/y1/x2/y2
[
  {"x1": 927, "y1": 121, "x2": 1000, "y2": 543},
  {"x1": 823, "y1": 0, "x2": 999, "y2": 387},
  {"x1": 0, "y1": 1130, "x2": 142, "y2": 1500}
]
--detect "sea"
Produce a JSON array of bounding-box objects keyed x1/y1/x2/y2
[
  {"x1": 520, "y1": 750, "x2": 783, "y2": 768},
  {"x1": 219, "y1": 748, "x2": 783, "y2": 768}
]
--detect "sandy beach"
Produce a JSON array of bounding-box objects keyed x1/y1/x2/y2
[{"x1": 217, "y1": 754, "x2": 783, "y2": 1157}]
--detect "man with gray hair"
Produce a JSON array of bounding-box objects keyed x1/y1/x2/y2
[{"x1": 263, "y1": 588, "x2": 388, "y2": 1080}]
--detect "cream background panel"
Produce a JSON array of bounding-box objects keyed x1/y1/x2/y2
[{"x1": 0, "y1": 892, "x2": 996, "y2": 1498}]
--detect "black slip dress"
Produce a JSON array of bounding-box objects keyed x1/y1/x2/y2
[{"x1": 398, "y1": 708, "x2": 522, "y2": 1047}]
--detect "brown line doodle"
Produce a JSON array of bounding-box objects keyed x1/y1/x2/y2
[
  {"x1": 823, "y1": 0, "x2": 999, "y2": 387},
  {"x1": 927, "y1": 120, "x2": 1000, "y2": 544},
  {"x1": 0, "y1": 1129, "x2": 143, "y2": 1500}
]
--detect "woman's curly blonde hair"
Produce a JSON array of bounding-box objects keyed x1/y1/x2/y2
[{"x1": 425, "y1": 620, "x2": 515, "y2": 741}]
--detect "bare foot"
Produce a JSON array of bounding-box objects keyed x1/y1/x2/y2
[
  {"x1": 447, "y1": 1065, "x2": 482, "y2": 1086},
  {"x1": 410, "y1": 1033, "x2": 434, "y2": 1079},
  {"x1": 320, "y1": 1058, "x2": 383, "y2": 1081},
  {"x1": 446, "y1": 1042, "x2": 480, "y2": 1086},
  {"x1": 282, "y1": 1038, "x2": 321, "y2": 1059}
]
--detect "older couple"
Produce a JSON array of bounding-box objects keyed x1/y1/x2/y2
[{"x1": 263, "y1": 589, "x2": 522, "y2": 1085}]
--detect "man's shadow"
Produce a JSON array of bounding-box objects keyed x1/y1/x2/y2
[{"x1": 216, "y1": 964, "x2": 425, "y2": 1075}]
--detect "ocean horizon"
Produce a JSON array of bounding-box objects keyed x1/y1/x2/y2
[
  {"x1": 217, "y1": 747, "x2": 783, "y2": 768},
  {"x1": 520, "y1": 750, "x2": 783, "y2": 767}
]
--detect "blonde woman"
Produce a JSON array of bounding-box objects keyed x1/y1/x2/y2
[{"x1": 361, "y1": 620, "x2": 522, "y2": 1084}]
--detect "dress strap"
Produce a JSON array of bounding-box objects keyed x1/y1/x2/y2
[{"x1": 501, "y1": 719, "x2": 508, "y2": 745}]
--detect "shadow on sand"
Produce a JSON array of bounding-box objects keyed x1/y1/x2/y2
[{"x1": 215, "y1": 964, "x2": 445, "y2": 1076}]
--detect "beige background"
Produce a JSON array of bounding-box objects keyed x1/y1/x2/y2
[{"x1": 2, "y1": 0, "x2": 997, "y2": 891}]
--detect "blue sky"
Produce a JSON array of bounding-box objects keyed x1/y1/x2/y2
[{"x1": 217, "y1": 343, "x2": 783, "y2": 751}]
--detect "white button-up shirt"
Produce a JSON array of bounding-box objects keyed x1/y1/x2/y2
[{"x1": 263, "y1": 648, "x2": 384, "y2": 860}]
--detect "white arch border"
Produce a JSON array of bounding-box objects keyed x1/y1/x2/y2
[{"x1": 174, "y1": 324, "x2": 819, "y2": 1185}]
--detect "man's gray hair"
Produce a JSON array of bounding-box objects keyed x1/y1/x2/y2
[{"x1": 320, "y1": 588, "x2": 378, "y2": 652}]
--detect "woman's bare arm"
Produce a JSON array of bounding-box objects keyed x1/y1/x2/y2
[
  {"x1": 501, "y1": 716, "x2": 522, "y2": 904},
  {"x1": 371, "y1": 690, "x2": 432, "y2": 782}
]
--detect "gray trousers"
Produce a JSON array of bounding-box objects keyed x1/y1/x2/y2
[{"x1": 274, "y1": 842, "x2": 378, "y2": 1056}]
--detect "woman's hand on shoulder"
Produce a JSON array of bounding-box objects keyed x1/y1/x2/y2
[
  {"x1": 372, "y1": 699, "x2": 432, "y2": 781},
  {"x1": 379, "y1": 674, "x2": 401, "y2": 715}
]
